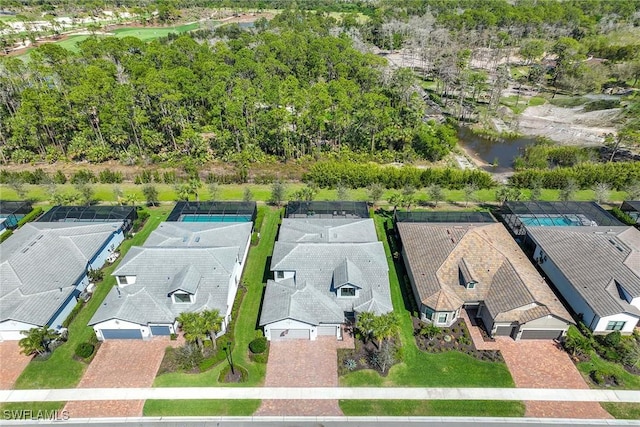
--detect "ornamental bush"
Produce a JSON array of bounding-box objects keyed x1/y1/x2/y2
[
  {"x1": 75, "y1": 342, "x2": 95, "y2": 359},
  {"x1": 249, "y1": 337, "x2": 267, "y2": 354}
]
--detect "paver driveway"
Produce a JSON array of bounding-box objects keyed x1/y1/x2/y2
[
  {"x1": 63, "y1": 337, "x2": 178, "y2": 418},
  {"x1": 461, "y1": 309, "x2": 611, "y2": 419},
  {"x1": 255, "y1": 333, "x2": 353, "y2": 416},
  {"x1": 0, "y1": 341, "x2": 31, "y2": 389}
]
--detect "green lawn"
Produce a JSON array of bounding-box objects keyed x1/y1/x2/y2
[
  {"x1": 577, "y1": 353, "x2": 640, "y2": 390},
  {"x1": 151, "y1": 207, "x2": 280, "y2": 388},
  {"x1": 143, "y1": 399, "x2": 260, "y2": 416},
  {"x1": 340, "y1": 400, "x2": 525, "y2": 417},
  {"x1": 14, "y1": 206, "x2": 171, "y2": 389},
  {"x1": 340, "y1": 213, "x2": 515, "y2": 389},
  {"x1": 0, "y1": 184, "x2": 631, "y2": 207},
  {"x1": 0, "y1": 402, "x2": 65, "y2": 419},
  {"x1": 111, "y1": 23, "x2": 199, "y2": 41},
  {"x1": 500, "y1": 95, "x2": 547, "y2": 114},
  {"x1": 601, "y1": 403, "x2": 640, "y2": 420}
]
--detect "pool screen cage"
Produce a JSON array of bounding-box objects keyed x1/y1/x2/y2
[
  {"x1": 0, "y1": 200, "x2": 34, "y2": 229},
  {"x1": 167, "y1": 201, "x2": 257, "y2": 222},
  {"x1": 285, "y1": 201, "x2": 370, "y2": 218},
  {"x1": 38, "y1": 205, "x2": 138, "y2": 231},
  {"x1": 394, "y1": 211, "x2": 496, "y2": 223},
  {"x1": 498, "y1": 201, "x2": 624, "y2": 237},
  {"x1": 621, "y1": 201, "x2": 640, "y2": 223}
]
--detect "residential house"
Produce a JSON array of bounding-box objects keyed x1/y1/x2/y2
[
  {"x1": 259, "y1": 217, "x2": 393, "y2": 341},
  {"x1": 526, "y1": 225, "x2": 640, "y2": 334},
  {"x1": 397, "y1": 213, "x2": 573, "y2": 340},
  {"x1": 90, "y1": 221, "x2": 253, "y2": 340},
  {"x1": 0, "y1": 221, "x2": 126, "y2": 340}
]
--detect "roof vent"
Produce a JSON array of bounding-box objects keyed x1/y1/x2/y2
[{"x1": 195, "y1": 237, "x2": 200, "y2": 242}]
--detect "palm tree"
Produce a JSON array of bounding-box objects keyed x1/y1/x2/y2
[
  {"x1": 202, "y1": 309, "x2": 224, "y2": 351},
  {"x1": 177, "y1": 312, "x2": 207, "y2": 353},
  {"x1": 19, "y1": 327, "x2": 58, "y2": 356},
  {"x1": 355, "y1": 311, "x2": 376, "y2": 344}
]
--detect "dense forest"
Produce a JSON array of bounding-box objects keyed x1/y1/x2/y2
[{"x1": 0, "y1": 9, "x2": 459, "y2": 165}]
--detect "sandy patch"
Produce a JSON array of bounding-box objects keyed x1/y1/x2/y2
[{"x1": 516, "y1": 104, "x2": 620, "y2": 146}]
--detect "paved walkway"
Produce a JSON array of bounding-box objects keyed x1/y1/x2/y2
[
  {"x1": 255, "y1": 332, "x2": 354, "y2": 416},
  {"x1": 0, "y1": 341, "x2": 31, "y2": 389},
  {"x1": 64, "y1": 338, "x2": 180, "y2": 418},
  {"x1": 2, "y1": 387, "x2": 639, "y2": 403},
  {"x1": 460, "y1": 310, "x2": 612, "y2": 419}
]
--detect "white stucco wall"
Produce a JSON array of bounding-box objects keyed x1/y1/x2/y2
[
  {"x1": 116, "y1": 275, "x2": 137, "y2": 286},
  {"x1": 274, "y1": 271, "x2": 295, "y2": 282},
  {"x1": 520, "y1": 315, "x2": 571, "y2": 330},
  {"x1": 0, "y1": 320, "x2": 40, "y2": 341},
  {"x1": 264, "y1": 318, "x2": 315, "y2": 341},
  {"x1": 93, "y1": 318, "x2": 150, "y2": 341},
  {"x1": 533, "y1": 245, "x2": 599, "y2": 329},
  {"x1": 593, "y1": 313, "x2": 639, "y2": 334},
  {"x1": 89, "y1": 229, "x2": 124, "y2": 270}
]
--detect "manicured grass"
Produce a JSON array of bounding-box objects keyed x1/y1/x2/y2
[
  {"x1": 0, "y1": 184, "x2": 631, "y2": 206},
  {"x1": 53, "y1": 35, "x2": 94, "y2": 52},
  {"x1": 13, "y1": 206, "x2": 171, "y2": 389},
  {"x1": 0, "y1": 402, "x2": 65, "y2": 419},
  {"x1": 500, "y1": 95, "x2": 547, "y2": 114},
  {"x1": 111, "y1": 23, "x2": 199, "y2": 41},
  {"x1": 143, "y1": 399, "x2": 260, "y2": 416},
  {"x1": 340, "y1": 400, "x2": 525, "y2": 417},
  {"x1": 601, "y1": 403, "x2": 640, "y2": 420},
  {"x1": 340, "y1": 213, "x2": 515, "y2": 388},
  {"x1": 152, "y1": 207, "x2": 280, "y2": 387},
  {"x1": 577, "y1": 353, "x2": 640, "y2": 390}
]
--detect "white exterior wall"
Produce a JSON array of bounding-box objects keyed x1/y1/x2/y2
[
  {"x1": 89, "y1": 229, "x2": 124, "y2": 270},
  {"x1": 264, "y1": 319, "x2": 315, "y2": 341},
  {"x1": 274, "y1": 271, "x2": 295, "y2": 282},
  {"x1": 533, "y1": 245, "x2": 599, "y2": 329},
  {"x1": 520, "y1": 315, "x2": 571, "y2": 330},
  {"x1": 593, "y1": 313, "x2": 639, "y2": 335},
  {"x1": 223, "y1": 233, "x2": 253, "y2": 330},
  {"x1": 0, "y1": 320, "x2": 40, "y2": 341},
  {"x1": 433, "y1": 310, "x2": 458, "y2": 327},
  {"x1": 93, "y1": 318, "x2": 150, "y2": 341},
  {"x1": 48, "y1": 296, "x2": 80, "y2": 330}
]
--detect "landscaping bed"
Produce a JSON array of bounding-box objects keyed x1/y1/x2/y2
[
  {"x1": 413, "y1": 318, "x2": 503, "y2": 363},
  {"x1": 338, "y1": 338, "x2": 402, "y2": 377}
]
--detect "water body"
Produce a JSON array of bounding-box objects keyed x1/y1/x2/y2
[{"x1": 457, "y1": 127, "x2": 538, "y2": 173}]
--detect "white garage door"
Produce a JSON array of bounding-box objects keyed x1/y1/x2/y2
[
  {"x1": 317, "y1": 325, "x2": 337, "y2": 336},
  {"x1": 271, "y1": 329, "x2": 310, "y2": 340}
]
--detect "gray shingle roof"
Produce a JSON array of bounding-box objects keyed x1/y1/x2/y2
[
  {"x1": 260, "y1": 218, "x2": 392, "y2": 326},
  {"x1": 277, "y1": 218, "x2": 377, "y2": 243},
  {"x1": 526, "y1": 226, "x2": 640, "y2": 318},
  {"x1": 90, "y1": 222, "x2": 252, "y2": 326},
  {"x1": 397, "y1": 222, "x2": 572, "y2": 324},
  {"x1": 0, "y1": 222, "x2": 123, "y2": 325}
]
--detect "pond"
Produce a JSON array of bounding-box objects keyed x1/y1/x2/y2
[{"x1": 457, "y1": 127, "x2": 538, "y2": 173}]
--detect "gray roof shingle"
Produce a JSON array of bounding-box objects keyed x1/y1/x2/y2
[
  {"x1": 260, "y1": 218, "x2": 392, "y2": 326},
  {"x1": 0, "y1": 222, "x2": 123, "y2": 325},
  {"x1": 90, "y1": 222, "x2": 252, "y2": 326},
  {"x1": 526, "y1": 226, "x2": 640, "y2": 318}
]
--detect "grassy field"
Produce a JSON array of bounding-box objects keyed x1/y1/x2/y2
[
  {"x1": 340, "y1": 400, "x2": 526, "y2": 417},
  {"x1": 500, "y1": 94, "x2": 547, "y2": 114},
  {"x1": 601, "y1": 403, "x2": 640, "y2": 420},
  {"x1": 150, "y1": 207, "x2": 279, "y2": 389},
  {"x1": 14, "y1": 205, "x2": 171, "y2": 389},
  {"x1": 111, "y1": 23, "x2": 199, "y2": 41},
  {"x1": 143, "y1": 399, "x2": 261, "y2": 416},
  {"x1": 0, "y1": 183, "x2": 631, "y2": 207}
]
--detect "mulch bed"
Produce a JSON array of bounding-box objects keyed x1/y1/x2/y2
[
  {"x1": 413, "y1": 317, "x2": 504, "y2": 363},
  {"x1": 338, "y1": 338, "x2": 400, "y2": 377}
]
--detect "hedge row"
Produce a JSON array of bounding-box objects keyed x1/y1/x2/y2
[
  {"x1": 17, "y1": 207, "x2": 43, "y2": 227},
  {"x1": 303, "y1": 161, "x2": 496, "y2": 189},
  {"x1": 509, "y1": 161, "x2": 640, "y2": 190}
]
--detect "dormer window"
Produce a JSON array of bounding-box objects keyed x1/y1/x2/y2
[
  {"x1": 172, "y1": 292, "x2": 192, "y2": 303},
  {"x1": 466, "y1": 281, "x2": 477, "y2": 289},
  {"x1": 276, "y1": 271, "x2": 284, "y2": 279},
  {"x1": 118, "y1": 276, "x2": 128, "y2": 285},
  {"x1": 340, "y1": 287, "x2": 356, "y2": 297},
  {"x1": 458, "y1": 258, "x2": 477, "y2": 289}
]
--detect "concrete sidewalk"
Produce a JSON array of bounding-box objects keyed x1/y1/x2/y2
[{"x1": 1, "y1": 387, "x2": 639, "y2": 403}]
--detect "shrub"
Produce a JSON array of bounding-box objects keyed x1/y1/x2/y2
[
  {"x1": 88, "y1": 269, "x2": 104, "y2": 282},
  {"x1": 75, "y1": 342, "x2": 95, "y2": 359},
  {"x1": 98, "y1": 170, "x2": 124, "y2": 184},
  {"x1": 0, "y1": 230, "x2": 13, "y2": 243},
  {"x1": 603, "y1": 331, "x2": 622, "y2": 347},
  {"x1": 17, "y1": 207, "x2": 43, "y2": 227},
  {"x1": 70, "y1": 169, "x2": 96, "y2": 184},
  {"x1": 610, "y1": 207, "x2": 636, "y2": 226},
  {"x1": 170, "y1": 333, "x2": 177, "y2": 341},
  {"x1": 53, "y1": 170, "x2": 67, "y2": 184},
  {"x1": 249, "y1": 337, "x2": 267, "y2": 354},
  {"x1": 175, "y1": 344, "x2": 204, "y2": 371},
  {"x1": 62, "y1": 302, "x2": 83, "y2": 328},
  {"x1": 344, "y1": 359, "x2": 357, "y2": 371},
  {"x1": 251, "y1": 352, "x2": 268, "y2": 363}
]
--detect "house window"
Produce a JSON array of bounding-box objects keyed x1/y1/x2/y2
[
  {"x1": 437, "y1": 313, "x2": 448, "y2": 323},
  {"x1": 118, "y1": 276, "x2": 128, "y2": 285},
  {"x1": 606, "y1": 321, "x2": 626, "y2": 331},
  {"x1": 424, "y1": 307, "x2": 434, "y2": 321},
  {"x1": 173, "y1": 293, "x2": 192, "y2": 303},
  {"x1": 467, "y1": 281, "x2": 476, "y2": 289},
  {"x1": 276, "y1": 271, "x2": 284, "y2": 279},
  {"x1": 340, "y1": 287, "x2": 356, "y2": 297}
]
